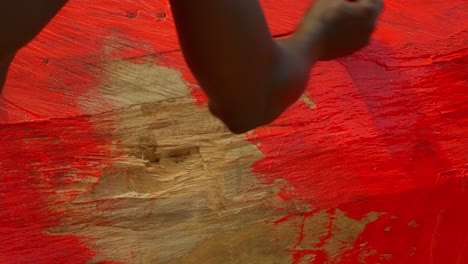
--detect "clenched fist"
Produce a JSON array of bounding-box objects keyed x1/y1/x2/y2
[{"x1": 296, "y1": 0, "x2": 384, "y2": 61}]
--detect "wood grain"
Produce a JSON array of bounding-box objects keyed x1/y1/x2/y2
[{"x1": 1, "y1": 0, "x2": 467, "y2": 263}]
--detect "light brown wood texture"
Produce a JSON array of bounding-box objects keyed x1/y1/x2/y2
[
  {"x1": 39, "y1": 59, "x2": 382, "y2": 263},
  {"x1": 4, "y1": 0, "x2": 465, "y2": 263}
]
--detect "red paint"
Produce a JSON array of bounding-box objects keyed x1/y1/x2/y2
[
  {"x1": 0, "y1": 1, "x2": 165, "y2": 262},
  {"x1": 0, "y1": 117, "x2": 114, "y2": 263},
  {"x1": 1, "y1": 0, "x2": 176, "y2": 122},
  {"x1": 1, "y1": 0, "x2": 466, "y2": 263},
  {"x1": 246, "y1": 1, "x2": 468, "y2": 262},
  {"x1": 161, "y1": 2, "x2": 468, "y2": 260}
]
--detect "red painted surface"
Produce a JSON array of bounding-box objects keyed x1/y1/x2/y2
[
  {"x1": 0, "y1": 118, "x2": 114, "y2": 263},
  {"x1": 246, "y1": 2, "x2": 468, "y2": 262},
  {"x1": 0, "y1": 0, "x2": 467, "y2": 263}
]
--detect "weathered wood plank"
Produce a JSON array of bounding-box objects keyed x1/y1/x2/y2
[
  {"x1": 0, "y1": 0, "x2": 467, "y2": 263},
  {"x1": 0, "y1": 0, "x2": 312, "y2": 122}
]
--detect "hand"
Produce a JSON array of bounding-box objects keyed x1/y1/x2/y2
[{"x1": 297, "y1": 0, "x2": 383, "y2": 61}]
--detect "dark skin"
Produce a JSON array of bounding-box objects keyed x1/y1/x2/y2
[{"x1": 0, "y1": 0, "x2": 383, "y2": 133}]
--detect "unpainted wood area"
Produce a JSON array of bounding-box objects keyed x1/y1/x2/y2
[
  {"x1": 38, "y1": 59, "x2": 382, "y2": 263},
  {"x1": 1, "y1": 0, "x2": 466, "y2": 263}
]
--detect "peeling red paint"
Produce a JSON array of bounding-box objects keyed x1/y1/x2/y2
[
  {"x1": 246, "y1": 1, "x2": 468, "y2": 262},
  {"x1": 0, "y1": 118, "x2": 114, "y2": 263},
  {"x1": 0, "y1": 0, "x2": 466, "y2": 263}
]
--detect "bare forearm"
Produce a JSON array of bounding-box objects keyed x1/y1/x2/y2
[
  {"x1": 0, "y1": 54, "x2": 15, "y2": 92},
  {"x1": 0, "y1": 1, "x2": 67, "y2": 60},
  {"x1": 170, "y1": 0, "x2": 319, "y2": 133}
]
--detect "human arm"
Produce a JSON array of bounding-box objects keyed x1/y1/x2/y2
[
  {"x1": 0, "y1": 1, "x2": 68, "y2": 61},
  {"x1": 169, "y1": 0, "x2": 383, "y2": 133},
  {"x1": 0, "y1": 0, "x2": 382, "y2": 131},
  {"x1": 0, "y1": 1, "x2": 68, "y2": 92}
]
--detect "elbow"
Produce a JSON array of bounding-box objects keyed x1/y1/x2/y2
[
  {"x1": 223, "y1": 119, "x2": 258, "y2": 134},
  {"x1": 208, "y1": 101, "x2": 269, "y2": 134}
]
